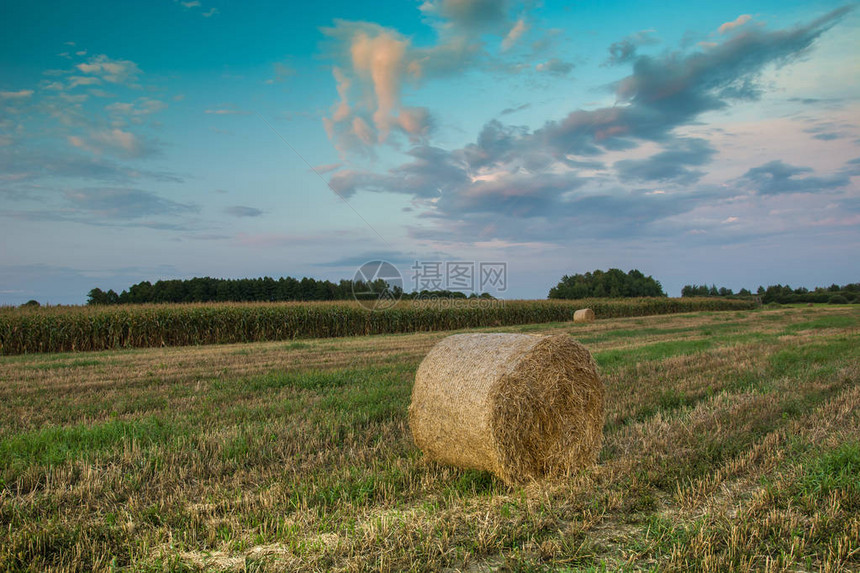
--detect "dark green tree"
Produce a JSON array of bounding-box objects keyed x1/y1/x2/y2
[{"x1": 549, "y1": 269, "x2": 665, "y2": 299}]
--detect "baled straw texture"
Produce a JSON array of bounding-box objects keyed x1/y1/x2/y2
[
  {"x1": 409, "y1": 333, "x2": 604, "y2": 485},
  {"x1": 573, "y1": 308, "x2": 595, "y2": 323}
]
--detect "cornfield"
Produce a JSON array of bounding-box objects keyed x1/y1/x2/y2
[{"x1": 0, "y1": 297, "x2": 757, "y2": 355}]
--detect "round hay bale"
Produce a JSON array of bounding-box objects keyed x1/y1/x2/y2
[
  {"x1": 573, "y1": 308, "x2": 595, "y2": 323},
  {"x1": 409, "y1": 333, "x2": 604, "y2": 485}
]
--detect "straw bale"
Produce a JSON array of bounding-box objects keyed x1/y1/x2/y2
[
  {"x1": 573, "y1": 308, "x2": 595, "y2": 323},
  {"x1": 409, "y1": 333, "x2": 604, "y2": 485}
]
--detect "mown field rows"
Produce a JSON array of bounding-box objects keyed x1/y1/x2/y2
[
  {"x1": 0, "y1": 306, "x2": 857, "y2": 572},
  {"x1": 0, "y1": 297, "x2": 756, "y2": 355}
]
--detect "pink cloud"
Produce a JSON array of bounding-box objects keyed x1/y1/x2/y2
[
  {"x1": 718, "y1": 14, "x2": 752, "y2": 34},
  {"x1": 397, "y1": 107, "x2": 431, "y2": 138},
  {"x1": 350, "y1": 30, "x2": 409, "y2": 140},
  {"x1": 501, "y1": 18, "x2": 528, "y2": 51}
]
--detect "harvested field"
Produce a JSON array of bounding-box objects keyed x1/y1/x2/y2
[{"x1": 0, "y1": 305, "x2": 858, "y2": 571}]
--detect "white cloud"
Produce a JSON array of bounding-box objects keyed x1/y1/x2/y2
[
  {"x1": 0, "y1": 90, "x2": 34, "y2": 99},
  {"x1": 67, "y1": 135, "x2": 92, "y2": 152},
  {"x1": 94, "y1": 129, "x2": 140, "y2": 154},
  {"x1": 68, "y1": 76, "x2": 102, "y2": 88},
  {"x1": 76, "y1": 55, "x2": 141, "y2": 85},
  {"x1": 106, "y1": 98, "x2": 167, "y2": 125},
  {"x1": 67, "y1": 128, "x2": 150, "y2": 158}
]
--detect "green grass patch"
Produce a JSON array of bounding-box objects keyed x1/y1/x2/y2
[
  {"x1": 28, "y1": 358, "x2": 103, "y2": 370},
  {"x1": 797, "y1": 441, "x2": 860, "y2": 499},
  {"x1": 769, "y1": 336, "x2": 860, "y2": 376},
  {"x1": 594, "y1": 338, "x2": 713, "y2": 369},
  {"x1": 0, "y1": 416, "x2": 174, "y2": 470},
  {"x1": 782, "y1": 315, "x2": 858, "y2": 333},
  {"x1": 577, "y1": 326, "x2": 695, "y2": 344}
]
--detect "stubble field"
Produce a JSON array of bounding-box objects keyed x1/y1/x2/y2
[{"x1": 1, "y1": 305, "x2": 858, "y2": 572}]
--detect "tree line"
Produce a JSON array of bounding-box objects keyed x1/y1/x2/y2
[
  {"x1": 681, "y1": 283, "x2": 859, "y2": 304},
  {"x1": 548, "y1": 269, "x2": 665, "y2": 299},
  {"x1": 86, "y1": 277, "x2": 495, "y2": 305},
  {"x1": 681, "y1": 284, "x2": 753, "y2": 298},
  {"x1": 85, "y1": 273, "x2": 858, "y2": 306}
]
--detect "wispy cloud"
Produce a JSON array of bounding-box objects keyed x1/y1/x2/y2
[
  {"x1": 106, "y1": 98, "x2": 167, "y2": 125},
  {"x1": 205, "y1": 108, "x2": 250, "y2": 115},
  {"x1": 0, "y1": 147, "x2": 180, "y2": 185},
  {"x1": 265, "y1": 61, "x2": 296, "y2": 84},
  {"x1": 741, "y1": 160, "x2": 850, "y2": 195},
  {"x1": 67, "y1": 76, "x2": 101, "y2": 88},
  {"x1": 501, "y1": 18, "x2": 528, "y2": 51},
  {"x1": 0, "y1": 89, "x2": 35, "y2": 99},
  {"x1": 63, "y1": 187, "x2": 197, "y2": 219},
  {"x1": 2, "y1": 187, "x2": 198, "y2": 232},
  {"x1": 718, "y1": 14, "x2": 753, "y2": 34},
  {"x1": 614, "y1": 138, "x2": 716, "y2": 184},
  {"x1": 67, "y1": 128, "x2": 156, "y2": 158},
  {"x1": 535, "y1": 58, "x2": 574, "y2": 75},
  {"x1": 500, "y1": 103, "x2": 530, "y2": 116},
  {"x1": 604, "y1": 29, "x2": 660, "y2": 65},
  {"x1": 224, "y1": 206, "x2": 264, "y2": 218},
  {"x1": 312, "y1": 162, "x2": 344, "y2": 174},
  {"x1": 175, "y1": 0, "x2": 218, "y2": 17}
]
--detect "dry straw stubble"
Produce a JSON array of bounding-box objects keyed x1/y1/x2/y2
[{"x1": 409, "y1": 333, "x2": 604, "y2": 485}]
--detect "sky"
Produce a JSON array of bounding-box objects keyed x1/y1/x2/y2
[{"x1": 1, "y1": 0, "x2": 859, "y2": 304}]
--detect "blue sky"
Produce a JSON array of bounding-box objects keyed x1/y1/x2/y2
[{"x1": 1, "y1": 0, "x2": 859, "y2": 304}]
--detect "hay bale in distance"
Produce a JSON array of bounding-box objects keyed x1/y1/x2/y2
[
  {"x1": 573, "y1": 308, "x2": 596, "y2": 323},
  {"x1": 409, "y1": 333, "x2": 604, "y2": 485}
]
